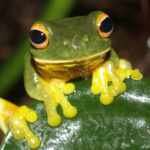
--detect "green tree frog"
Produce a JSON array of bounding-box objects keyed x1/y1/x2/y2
[{"x1": 0, "y1": 11, "x2": 143, "y2": 149}]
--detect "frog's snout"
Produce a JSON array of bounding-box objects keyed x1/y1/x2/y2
[
  {"x1": 71, "y1": 34, "x2": 89, "y2": 50},
  {"x1": 83, "y1": 34, "x2": 89, "y2": 42},
  {"x1": 62, "y1": 34, "x2": 89, "y2": 52}
]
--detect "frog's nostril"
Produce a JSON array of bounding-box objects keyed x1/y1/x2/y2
[
  {"x1": 83, "y1": 34, "x2": 89, "y2": 42},
  {"x1": 63, "y1": 40, "x2": 69, "y2": 46}
]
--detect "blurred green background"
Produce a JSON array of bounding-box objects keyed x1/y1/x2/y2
[{"x1": 0, "y1": 0, "x2": 150, "y2": 143}]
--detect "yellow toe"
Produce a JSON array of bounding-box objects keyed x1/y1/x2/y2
[
  {"x1": 48, "y1": 114, "x2": 61, "y2": 127},
  {"x1": 63, "y1": 106, "x2": 78, "y2": 118},
  {"x1": 27, "y1": 136, "x2": 40, "y2": 149},
  {"x1": 130, "y1": 69, "x2": 143, "y2": 80},
  {"x1": 63, "y1": 83, "x2": 75, "y2": 94},
  {"x1": 100, "y1": 94, "x2": 114, "y2": 105}
]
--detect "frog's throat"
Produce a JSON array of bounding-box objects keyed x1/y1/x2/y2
[
  {"x1": 33, "y1": 47, "x2": 111, "y2": 81},
  {"x1": 33, "y1": 47, "x2": 111, "y2": 64}
]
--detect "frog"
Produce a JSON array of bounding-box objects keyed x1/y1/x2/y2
[{"x1": 0, "y1": 11, "x2": 143, "y2": 149}]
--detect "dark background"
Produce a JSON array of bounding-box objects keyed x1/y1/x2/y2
[{"x1": 0, "y1": 0, "x2": 150, "y2": 143}]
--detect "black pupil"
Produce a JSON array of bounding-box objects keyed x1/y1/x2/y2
[
  {"x1": 100, "y1": 17, "x2": 113, "y2": 33},
  {"x1": 30, "y1": 30, "x2": 46, "y2": 44}
]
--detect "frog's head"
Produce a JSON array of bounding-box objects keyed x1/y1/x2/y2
[{"x1": 29, "y1": 11, "x2": 113, "y2": 62}]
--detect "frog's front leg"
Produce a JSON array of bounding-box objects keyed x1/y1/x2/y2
[
  {"x1": 24, "y1": 53, "x2": 77, "y2": 127},
  {"x1": 44, "y1": 79, "x2": 77, "y2": 126},
  {"x1": 91, "y1": 50, "x2": 143, "y2": 105}
]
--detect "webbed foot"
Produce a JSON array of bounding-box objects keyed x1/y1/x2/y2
[
  {"x1": 91, "y1": 59, "x2": 143, "y2": 105},
  {"x1": 44, "y1": 79, "x2": 77, "y2": 127}
]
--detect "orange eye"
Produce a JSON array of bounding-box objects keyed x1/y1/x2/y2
[
  {"x1": 97, "y1": 13, "x2": 113, "y2": 39},
  {"x1": 29, "y1": 24, "x2": 49, "y2": 49}
]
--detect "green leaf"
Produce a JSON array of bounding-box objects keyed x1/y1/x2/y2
[{"x1": 1, "y1": 77, "x2": 150, "y2": 150}]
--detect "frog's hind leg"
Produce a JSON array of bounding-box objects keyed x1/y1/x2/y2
[
  {"x1": 45, "y1": 79, "x2": 78, "y2": 127},
  {"x1": 0, "y1": 98, "x2": 40, "y2": 149}
]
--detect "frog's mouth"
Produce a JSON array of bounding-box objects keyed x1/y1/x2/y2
[{"x1": 33, "y1": 47, "x2": 111, "y2": 64}]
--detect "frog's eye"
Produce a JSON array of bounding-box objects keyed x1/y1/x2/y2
[
  {"x1": 97, "y1": 13, "x2": 113, "y2": 39},
  {"x1": 29, "y1": 24, "x2": 49, "y2": 49}
]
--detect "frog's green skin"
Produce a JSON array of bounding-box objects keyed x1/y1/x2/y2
[
  {"x1": 0, "y1": 11, "x2": 143, "y2": 149},
  {"x1": 30, "y1": 12, "x2": 111, "y2": 60},
  {"x1": 25, "y1": 11, "x2": 115, "y2": 98}
]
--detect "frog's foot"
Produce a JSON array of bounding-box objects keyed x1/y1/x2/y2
[
  {"x1": 116, "y1": 59, "x2": 143, "y2": 81},
  {"x1": 44, "y1": 79, "x2": 77, "y2": 127},
  {"x1": 91, "y1": 59, "x2": 143, "y2": 105},
  {"x1": 0, "y1": 98, "x2": 18, "y2": 134},
  {"x1": 8, "y1": 106, "x2": 40, "y2": 149}
]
